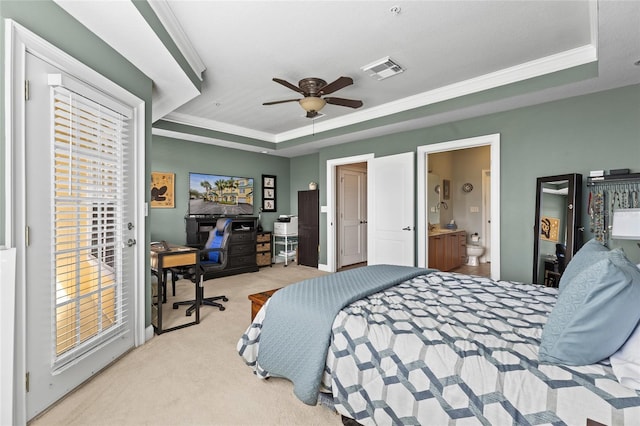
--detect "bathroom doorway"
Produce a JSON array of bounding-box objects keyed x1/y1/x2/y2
[
  {"x1": 417, "y1": 134, "x2": 500, "y2": 280},
  {"x1": 336, "y1": 162, "x2": 368, "y2": 269}
]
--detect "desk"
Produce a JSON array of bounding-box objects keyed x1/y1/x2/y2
[
  {"x1": 544, "y1": 259, "x2": 561, "y2": 288},
  {"x1": 150, "y1": 244, "x2": 200, "y2": 334}
]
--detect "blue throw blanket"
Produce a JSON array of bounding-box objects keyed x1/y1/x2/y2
[{"x1": 256, "y1": 264, "x2": 432, "y2": 405}]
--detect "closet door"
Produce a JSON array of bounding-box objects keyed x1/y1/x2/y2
[{"x1": 298, "y1": 190, "x2": 319, "y2": 267}]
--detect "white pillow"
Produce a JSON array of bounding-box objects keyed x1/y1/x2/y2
[{"x1": 611, "y1": 322, "x2": 640, "y2": 389}]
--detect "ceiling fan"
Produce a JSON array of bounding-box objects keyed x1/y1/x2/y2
[{"x1": 263, "y1": 76, "x2": 363, "y2": 118}]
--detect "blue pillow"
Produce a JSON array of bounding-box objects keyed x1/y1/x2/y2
[
  {"x1": 558, "y1": 238, "x2": 609, "y2": 294},
  {"x1": 539, "y1": 249, "x2": 640, "y2": 365}
]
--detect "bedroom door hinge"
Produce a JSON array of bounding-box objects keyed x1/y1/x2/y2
[
  {"x1": 25, "y1": 79, "x2": 30, "y2": 101},
  {"x1": 26, "y1": 372, "x2": 30, "y2": 393}
]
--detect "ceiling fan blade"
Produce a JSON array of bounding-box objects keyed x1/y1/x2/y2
[
  {"x1": 318, "y1": 76, "x2": 353, "y2": 95},
  {"x1": 324, "y1": 97, "x2": 363, "y2": 109},
  {"x1": 263, "y1": 99, "x2": 300, "y2": 106},
  {"x1": 272, "y1": 78, "x2": 305, "y2": 95}
]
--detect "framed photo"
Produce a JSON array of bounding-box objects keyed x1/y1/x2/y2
[
  {"x1": 262, "y1": 174, "x2": 277, "y2": 212},
  {"x1": 150, "y1": 172, "x2": 175, "y2": 208}
]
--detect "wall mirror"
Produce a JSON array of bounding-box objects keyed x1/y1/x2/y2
[
  {"x1": 532, "y1": 173, "x2": 583, "y2": 286},
  {"x1": 427, "y1": 173, "x2": 441, "y2": 227}
]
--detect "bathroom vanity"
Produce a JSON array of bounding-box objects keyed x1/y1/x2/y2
[{"x1": 428, "y1": 230, "x2": 467, "y2": 271}]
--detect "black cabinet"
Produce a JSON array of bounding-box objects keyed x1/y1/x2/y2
[
  {"x1": 298, "y1": 190, "x2": 319, "y2": 267},
  {"x1": 185, "y1": 216, "x2": 259, "y2": 278}
]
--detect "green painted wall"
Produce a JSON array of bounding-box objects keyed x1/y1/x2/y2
[
  {"x1": 291, "y1": 84, "x2": 640, "y2": 282},
  {"x1": 1, "y1": 0, "x2": 154, "y2": 322},
  {"x1": 288, "y1": 153, "x2": 320, "y2": 214},
  {"x1": 3, "y1": 2, "x2": 638, "y2": 311},
  {"x1": 150, "y1": 135, "x2": 291, "y2": 240}
]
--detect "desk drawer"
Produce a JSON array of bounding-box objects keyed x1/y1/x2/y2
[
  {"x1": 257, "y1": 242, "x2": 271, "y2": 252},
  {"x1": 257, "y1": 233, "x2": 271, "y2": 243},
  {"x1": 150, "y1": 252, "x2": 196, "y2": 269}
]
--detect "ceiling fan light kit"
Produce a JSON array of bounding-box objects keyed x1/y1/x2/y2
[
  {"x1": 299, "y1": 96, "x2": 326, "y2": 113},
  {"x1": 263, "y1": 76, "x2": 363, "y2": 118}
]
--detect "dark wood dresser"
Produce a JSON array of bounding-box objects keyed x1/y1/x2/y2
[{"x1": 185, "y1": 216, "x2": 259, "y2": 278}]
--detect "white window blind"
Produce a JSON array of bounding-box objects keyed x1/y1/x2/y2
[{"x1": 51, "y1": 85, "x2": 131, "y2": 370}]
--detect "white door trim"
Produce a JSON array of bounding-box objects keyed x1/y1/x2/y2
[
  {"x1": 417, "y1": 134, "x2": 501, "y2": 279},
  {"x1": 4, "y1": 19, "x2": 146, "y2": 425},
  {"x1": 482, "y1": 169, "x2": 492, "y2": 263},
  {"x1": 325, "y1": 153, "x2": 375, "y2": 272}
]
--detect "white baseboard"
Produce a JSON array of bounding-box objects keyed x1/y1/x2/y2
[
  {"x1": 144, "y1": 325, "x2": 154, "y2": 343},
  {"x1": 318, "y1": 263, "x2": 331, "y2": 272}
]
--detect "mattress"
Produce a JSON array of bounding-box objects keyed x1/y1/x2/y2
[{"x1": 239, "y1": 270, "x2": 640, "y2": 425}]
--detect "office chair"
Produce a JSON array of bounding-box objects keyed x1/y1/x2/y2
[{"x1": 173, "y1": 218, "x2": 232, "y2": 316}]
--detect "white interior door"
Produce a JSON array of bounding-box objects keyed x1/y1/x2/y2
[
  {"x1": 22, "y1": 52, "x2": 136, "y2": 420},
  {"x1": 368, "y1": 152, "x2": 415, "y2": 266},
  {"x1": 338, "y1": 167, "x2": 367, "y2": 267}
]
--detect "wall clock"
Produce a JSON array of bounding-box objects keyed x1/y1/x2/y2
[{"x1": 462, "y1": 182, "x2": 473, "y2": 193}]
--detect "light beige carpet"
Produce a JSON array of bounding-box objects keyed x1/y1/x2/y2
[{"x1": 31, "y1": 264, "x2": 342, "y2": 426}]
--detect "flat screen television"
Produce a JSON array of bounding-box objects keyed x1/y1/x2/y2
[{"x1": 188, "y1": 172, "x2": 254, "y2": 216}]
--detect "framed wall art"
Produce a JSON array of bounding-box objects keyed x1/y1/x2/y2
[
  {"x1": 150, "y1": 171, "x2": 175, "y2": 208},
  {"x1": 262, "y1": 174, "x2": 277, "y2": 212}
]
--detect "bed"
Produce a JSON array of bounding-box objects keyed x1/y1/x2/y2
[{"x1": 238, "y1": 262, "x2": 640, "y2": 425}]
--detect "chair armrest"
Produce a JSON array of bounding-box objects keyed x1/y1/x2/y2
[{"x1": 199, "y1": 247, "x2": 224, "y2": 260}]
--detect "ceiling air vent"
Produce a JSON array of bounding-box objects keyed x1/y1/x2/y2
[{"x1": 361, "y1": 56, "x2": 404, "y2": 80}]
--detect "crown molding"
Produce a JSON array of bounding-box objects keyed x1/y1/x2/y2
[
  {"x1": 148, "y1": 0, "x2": 206, "y2": 80},
  {"x1": 275, "y1": 44, "x2": 597, "y2": 142},
  {"x1": 160, "y1": 44, "x2": 597, "y2": 145},
  {"x1": 161, "y1": 112, "x2": 276, "y2": 142}
]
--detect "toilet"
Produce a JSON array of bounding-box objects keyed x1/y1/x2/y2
[{"x1": 466, "y1": 233, "x2": 485, "y2": 266}]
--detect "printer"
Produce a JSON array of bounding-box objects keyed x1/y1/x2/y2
[{"x1": 274, "y1": 215, "x2": 298, "y2": 236}]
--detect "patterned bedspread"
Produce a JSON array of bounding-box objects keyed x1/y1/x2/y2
[{"x1": 239, "y1": 271, "x2": 640, "y2": 425}]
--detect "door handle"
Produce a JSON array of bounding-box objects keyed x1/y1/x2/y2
[
  {"x1": 127, "y1": 238, "x2": 137, "y2": 247},
  {"x1": 402, "y1": 226, "x2": 413, "y2": 231}
]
